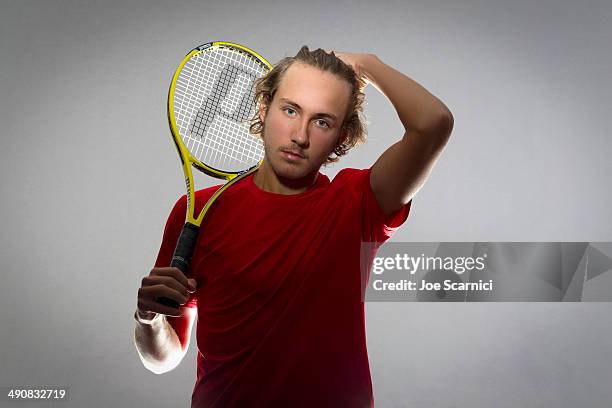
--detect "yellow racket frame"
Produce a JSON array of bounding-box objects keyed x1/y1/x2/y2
[{"x1": 167, "y1": 41, "x2": 272, "y2": 226}]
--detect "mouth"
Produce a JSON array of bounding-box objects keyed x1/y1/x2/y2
[{"x1": 280, "y1": 149, "x2": 306, "y2": 161}]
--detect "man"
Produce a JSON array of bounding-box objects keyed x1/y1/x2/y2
[{"x1": 134, "y1": 46, "x2": 453, "y2": 407}]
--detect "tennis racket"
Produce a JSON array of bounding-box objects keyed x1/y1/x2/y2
[{"x1": 157, "y1": 41, "x2": 272, "y2": 308}]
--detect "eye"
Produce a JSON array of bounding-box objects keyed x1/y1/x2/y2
[
  {"x1": 315, "y1": 119, "x2": 330, "y2": 129},
  {"x1": 283, "y1": 107, "x2": 297, "y2": 117}
]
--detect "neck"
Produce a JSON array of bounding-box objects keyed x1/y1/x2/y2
[{"x1": 253, "y1": 161, "x2": 318, "y2": 195}]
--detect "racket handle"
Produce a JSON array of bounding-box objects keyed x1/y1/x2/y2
[
  {"x1": 157, "y1": 222, "x2": 200, "y2": 309},
  {"x1": 170, "y1": 222, "x2": 200, "y2": 273}
]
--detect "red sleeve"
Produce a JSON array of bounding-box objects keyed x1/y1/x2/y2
[{"x1": 338, "y1": 168, "x2": 412, "y2": 244}]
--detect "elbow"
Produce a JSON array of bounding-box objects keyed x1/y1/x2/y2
[
  {"x1": 140, "y1": 354, "x2": 184, "y2": 375},
  {"x1": 142, "y1": 361, "x2": 168, "y2": 375},
  {"x1": 133, "y1": 318, "x2": 191, "y2": 375},
  {"x1": 420, "y1": 113, "x2": 453, "y2": 148},
  {"x1": 434, "y1": 112, "x2": 454, "y2": 146},
  {"x1": 417, "y1": 110, "x2": 453, "y2": 142},
  {"x1": 135, "y1": 342, "x2": 187, "y2": 375},
  {"x1": 143, "y1": 362, "x2": 175, "y2": 375},
  {"x1": 435, "y1": 111, "x2": 454, "y2": 138}
]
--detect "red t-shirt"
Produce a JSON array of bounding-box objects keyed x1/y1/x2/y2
[{"x1": 154, "y1": 168, "x2": 411, "y2": 407}]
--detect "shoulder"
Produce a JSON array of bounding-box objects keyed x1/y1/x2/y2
[
  {"x1": 332, "y1": 168, "x2": 371, "y2": 183},
  {"x1": 195, "y1": 184, "x2": 223, "y2": 203},
  {"x1": 329, "y1": 167, "x2": 371, "y2": 192},
  {"x1": 168, "y1": 184, "x2": 223, "y2": 218},
  {"x1": 332, "y1": 167, "x2": 369, "y2": 181},
  {"x1": 332, "y1": 167, "x2": 412, "y2": 242}
]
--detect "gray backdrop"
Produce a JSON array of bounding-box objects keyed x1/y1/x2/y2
[{"x1": 1, "y1": 0, "x2": 611, "y2": 407}]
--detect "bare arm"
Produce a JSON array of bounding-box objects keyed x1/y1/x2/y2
[
  {"x1": 133, "y1": 267, "x2": 197, "y2": 374},
  {"x1": 336, "y1": 52, "x2": 454, "y2": 216},
  {"x1": 133, "y1": 310, "x2": 193, "y2": 373}
]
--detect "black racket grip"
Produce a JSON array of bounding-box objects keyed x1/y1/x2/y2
[{"x1": 157, "y1": 222, "x2": 200, "y2": 309}]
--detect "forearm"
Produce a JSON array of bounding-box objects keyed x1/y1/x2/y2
[
  {"x1": 134, "y1": 313, "x2": 184, "y2": 374},
  {"x1": 361, "y1": 54, "x2": 453, "y2": 134}
]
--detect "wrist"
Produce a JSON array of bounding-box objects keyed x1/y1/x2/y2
[
  {"x1": 134, "y1": 309, "x2": 162, "y2": 325},
  {"x1": 359, "y1": 54, "x2": 379, "y2": 87}
]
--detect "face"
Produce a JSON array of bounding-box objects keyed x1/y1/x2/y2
[{"x1": 259, "y1": 63, "x2": 351, "y2": 180}]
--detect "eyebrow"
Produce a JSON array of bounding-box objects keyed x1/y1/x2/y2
[{"x1": 279, "y1": 98, "x2": 339, "y2": 121}]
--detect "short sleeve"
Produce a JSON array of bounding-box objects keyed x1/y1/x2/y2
[{"x1": 338, "y1": 168, "x2": 412, "y2": 244}]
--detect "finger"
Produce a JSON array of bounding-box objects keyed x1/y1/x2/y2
[
  {"x1": 139, "y1": 285, "x2": 189, "y2": 306},
  {"x1": 150, "y1": 267, "x2": 196, "y2": 291},
  {"x1": 141, "y1": 275, "x2": 192, "y2": 298},
  {"x1": 187, "y1": 278, "x2": 197, "y2": 292}
]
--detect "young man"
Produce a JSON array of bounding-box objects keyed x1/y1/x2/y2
[{"x1": 134, "y1": 46, "x2": 453, "y2": 407}]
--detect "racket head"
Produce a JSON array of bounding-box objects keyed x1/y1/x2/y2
[{"x1": 168, "y1": 42, "x2": 271, "y2": 179}]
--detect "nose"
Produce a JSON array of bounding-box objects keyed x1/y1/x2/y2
[{"x1": 290, "y1": 119, "x2": 310, "y2": 148}]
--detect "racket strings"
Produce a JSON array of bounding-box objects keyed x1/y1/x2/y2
[{"x1": 173, "y1": 46, "x2": 267, "y2": 172}]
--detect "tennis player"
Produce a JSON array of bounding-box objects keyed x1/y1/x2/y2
[{"x1": 134, "y1": 46, "x2": 453, "y2": 407}]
